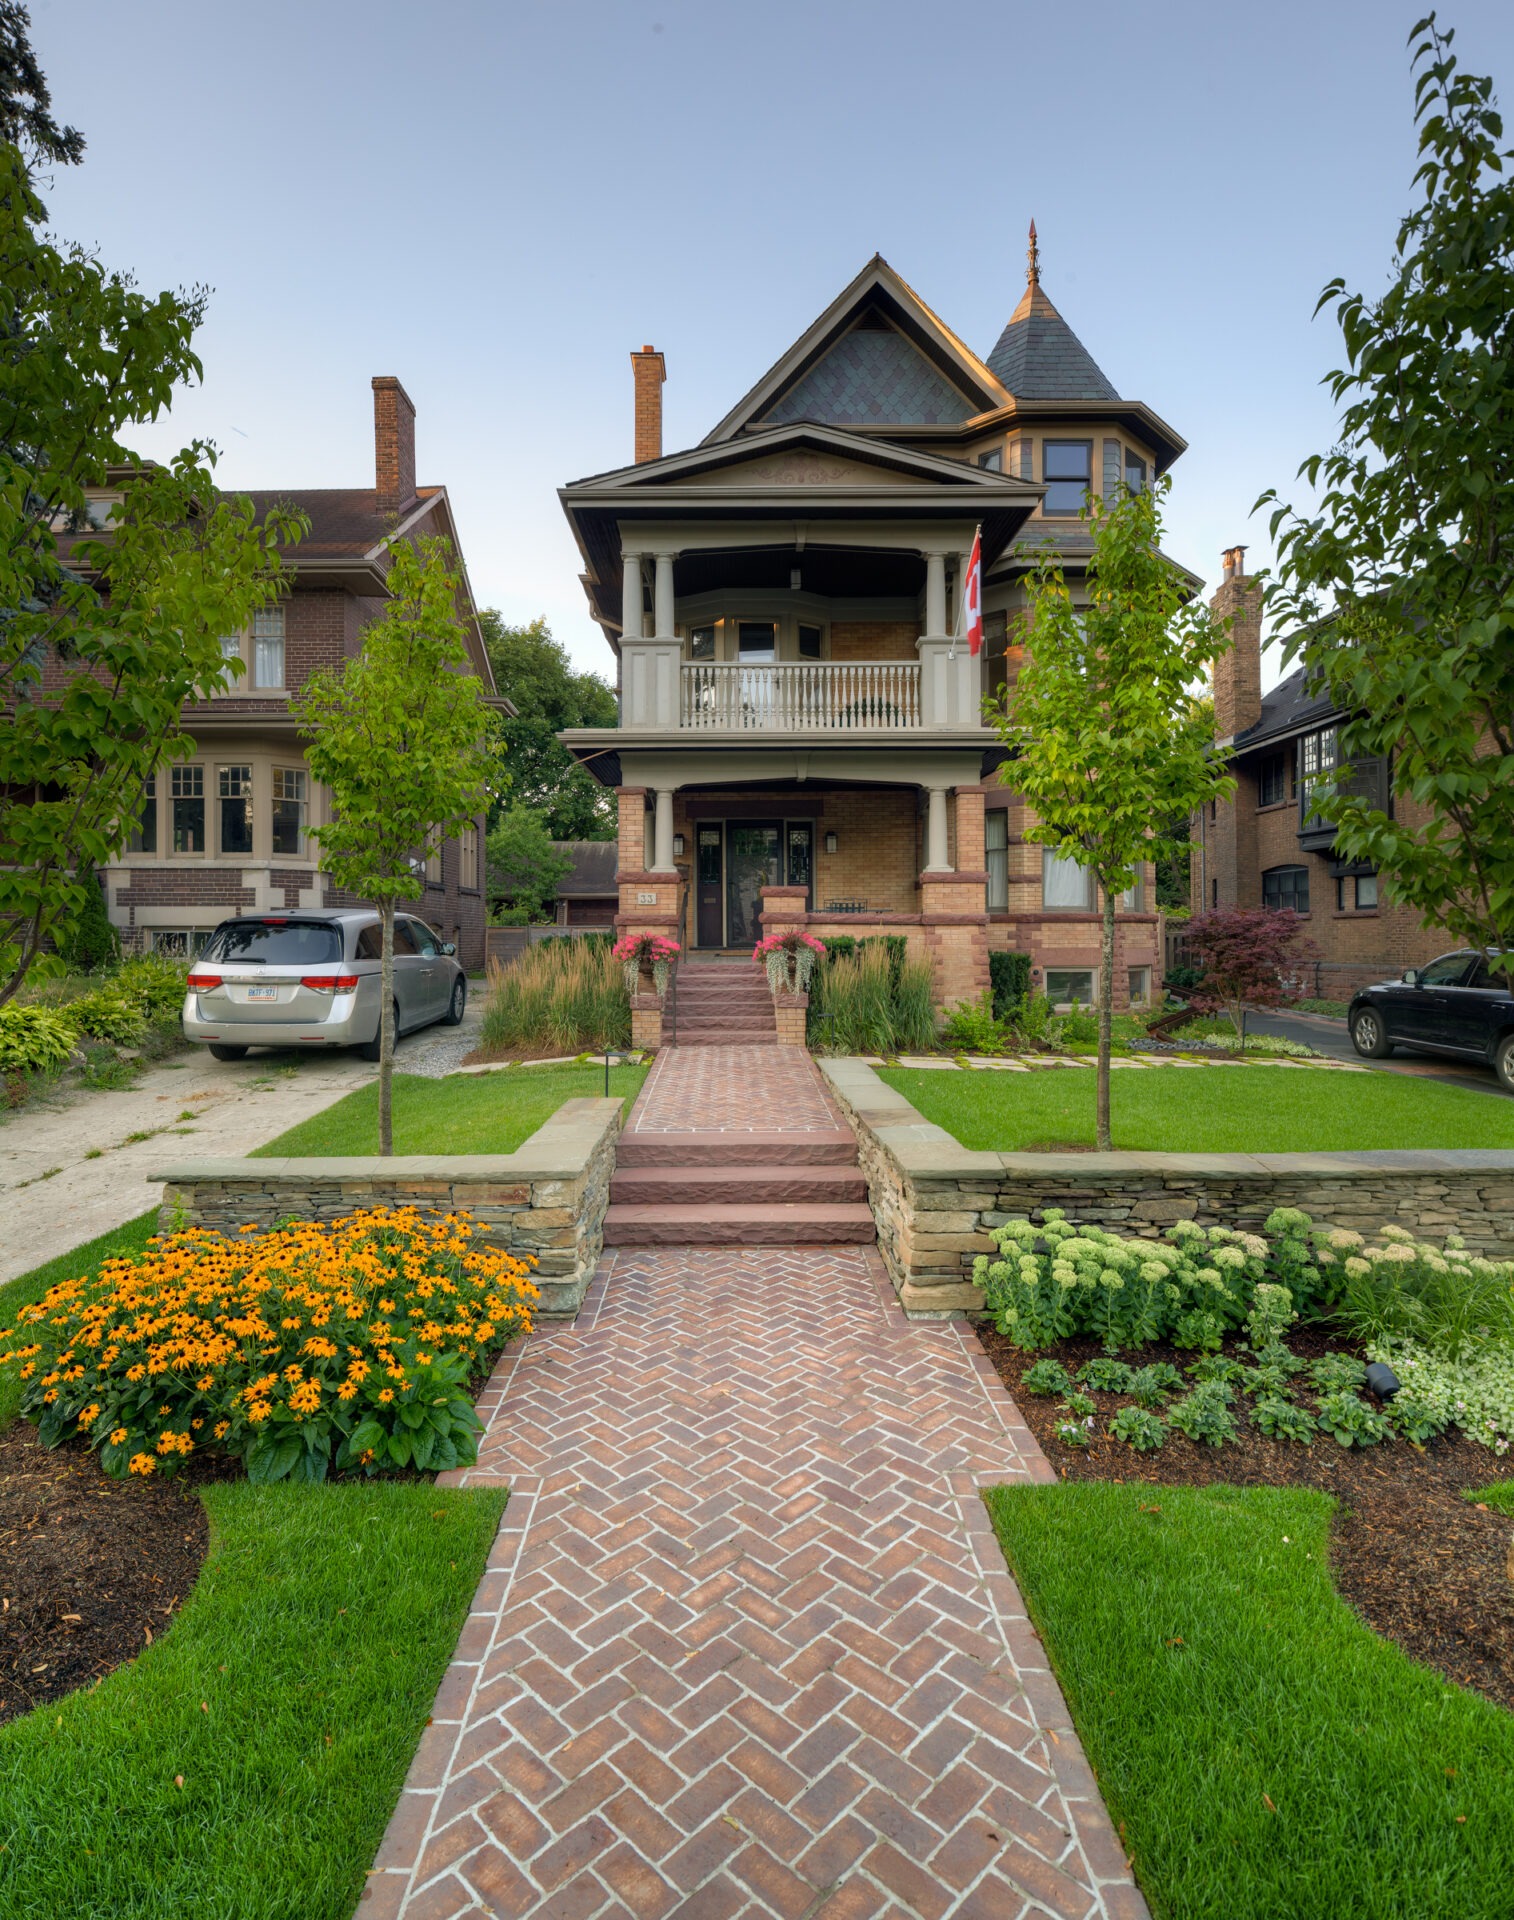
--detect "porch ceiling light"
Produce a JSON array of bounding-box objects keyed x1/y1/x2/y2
[
  {"x1": 790, "y1": 567, "x2": 802, "y2": 589},
  {"x1": 824, "y1": 832, "x2": 838, "y2": 855}
]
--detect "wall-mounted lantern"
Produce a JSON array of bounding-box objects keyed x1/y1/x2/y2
[
  {"x1": 672, "y1": 833, "x2": 685, "y2": 857},
  {"x1": 824, "y1": 831, "x2": 838, "y2": 855}
]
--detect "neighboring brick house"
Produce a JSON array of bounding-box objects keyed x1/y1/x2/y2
[
  {"x1": 1193, "y1": 550, "x2": 1451, "y2": 995},
  {"x1": 557, "y1": 232, "x2": 1180, "y2": 1011},
  {"x1": 551, "y1": 842, "x2": 618, "y2": 928},
  {"x1": 79, "y1": 378, "x2": 496, "y2": 967}
]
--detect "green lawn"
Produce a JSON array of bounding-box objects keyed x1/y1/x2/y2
[
  {"x1": 253, "y1": 1061, "x2": 647, "y2": 1157},
  {"x1": 987, "y1": 1482, "x2": 1514, "y2": 1920},
  {"x1": 0, "y1": 1211, "x2": 161, "y2": 1430},
  {"x1": 879, "y1": 1062, "x2": 1513, "y2": 1153},
  {"x1": 0, "y1": 1479, "x2": 504, "y2": 1920},
  {"x1": 1468, "y1": 1482, "x2": 1514, "y2": 1517}
]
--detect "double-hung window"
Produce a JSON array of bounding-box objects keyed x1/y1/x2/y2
[
  {"x1": 1258, "y1": 752, "x2": 1288, "y2": 807},
  {"x1": 171, "y1": 765, "x2": 205, "y2": 853},
  {"x1": 271, "y1": 768, "x2": 307, "y2": 856},
  {"x1": 1124, "y1": 449, "x2": 1147, "y2": 493},
  {"x1": 985, "y1": 810, "x2": 1009, "y2": 912},
  {"x1": 1043, "y1": 848, "x2": 1093, "y2": 911},
  {"x1": 1042, "y1": 441, "x2": 1093, "y2": 515},
  {"x1": 1262, "y1": 865, "x2": 1310, "y2": 913},
  {"x1": 219, "y1": 765, "x2": 254, "y2": 855},
  {"x1": 458, "y1": 823, "x2": 479, "y2": 892},
  {"x1": 128, "y1": 776, "x2": 157, "y2": 854},
  {"x1": 252, "y1": 608, "x2": 285, "y2": 688}
]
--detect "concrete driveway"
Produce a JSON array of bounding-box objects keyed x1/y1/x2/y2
[
  {"x1": 0, "y1": 1000, "x2": 484, "y2": 1285},
  {"x1": 1247, "y1": 1008, "x2": 1511, "y2": 1100}
]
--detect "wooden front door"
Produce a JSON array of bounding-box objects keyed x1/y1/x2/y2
[{"x1": 696, "y1": 825, "x2": 724, "y2": 948}]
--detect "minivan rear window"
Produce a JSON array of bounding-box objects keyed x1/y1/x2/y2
[{"x1": 201, "y1": 920, "x2": 344, "y2": 967}]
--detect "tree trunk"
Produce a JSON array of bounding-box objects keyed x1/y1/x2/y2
[
  {"x1": 1097, "y1": 885, "x2": 1116, "y2": 1151},
  {"x1": 379, "y1": 898, "x2": 395, "y2": 1156}
]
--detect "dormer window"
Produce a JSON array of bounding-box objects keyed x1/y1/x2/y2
[
  {"x1": 1124, "y1": 449, "x2": 1147, "y2": 493},
  {"x1": 1043, "y1": 441, "x2": 1092, "y2": 515}
]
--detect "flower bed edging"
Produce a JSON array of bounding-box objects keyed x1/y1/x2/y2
[
  {"x1": 147, "y1": 1095, "x2": 624, "y2": 1319},
  {"x1": 818, "y1": 1058, "x2": 1514, "y2": 1319}
]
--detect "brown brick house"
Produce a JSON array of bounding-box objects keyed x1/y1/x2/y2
[
  {"x1": 82, "y1": 378, "x2": 496, "y2": 967},
  {"x1": 558, "y1": 235, "x2": 1181, "y2": 1011},
  {"x1": 1193, "y1": 550, "x2": 1451, "y2": 995}
]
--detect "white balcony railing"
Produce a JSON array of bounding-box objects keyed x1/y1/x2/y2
[{"x1": 679, "y1": 660, "x2": 923, "y2": 731}]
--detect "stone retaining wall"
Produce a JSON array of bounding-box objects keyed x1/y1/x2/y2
[
  {"x1": 149, "y1": 1095, "x2": 624, "y2": 1318},
  {"x1": 819, "y1": 1059, "x2": 1514, "y2": 1319}
]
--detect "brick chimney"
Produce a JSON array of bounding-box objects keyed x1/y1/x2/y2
[
  {"x1": 631, "y1": 345, "x2": 665, "y2": 464},
  {"x1": 372, "y1": 376, "x2": 417, "y2": 516},
  {"x1": 1210, "y1": 544, "x2": 1262, "y2": 742}
]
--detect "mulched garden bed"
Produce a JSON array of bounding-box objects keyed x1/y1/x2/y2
[
  {"x1": 979, "y1": 1321, "x2": 1514, "y2": 1712},
  {"x1": 0, "y1": 1422, "x2": 236, "y2": 1727}
]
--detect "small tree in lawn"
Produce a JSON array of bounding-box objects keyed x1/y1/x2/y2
[
  {"x1": 1182, "y1": 908, "x2": 1320, "y2": 1046},
  {"x1": 297, "y1": 536, "x2": 500, "y2": 1154},
  {"x1": 988, "y1": 478, "x2": 1234, "y2": 1150}
]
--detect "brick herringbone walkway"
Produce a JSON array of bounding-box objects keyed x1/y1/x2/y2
[
  {"x1": 630, "y1": 1046, "x2": 839, "y2": 1133},
  {"x1": 363, "y1": 1243, "x2": 1146, "y2": 1920}
]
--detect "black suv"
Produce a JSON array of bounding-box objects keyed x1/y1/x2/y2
[{"x1": 1349, "y1": 950, "x2": 1514, "y2": 1091}]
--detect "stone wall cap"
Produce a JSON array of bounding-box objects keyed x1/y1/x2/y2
[{"x1": 149, "y1": 1098, "x2": 625, "y2": 1190}]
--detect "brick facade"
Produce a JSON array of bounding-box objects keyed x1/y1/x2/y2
[
  {"x1": 79, "y1": 378, "x2": 493, "y2": 970},
  {"x1": 1197, "y1": 557, "x2": 1454, "y2": 997}
]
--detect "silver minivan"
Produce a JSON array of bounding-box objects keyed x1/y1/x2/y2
[{"x1": 182, "y1": 908, "x2": 466, "y2": 1062}]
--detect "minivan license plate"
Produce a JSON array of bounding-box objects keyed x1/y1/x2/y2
[{"x1": 246, "y1": 986, "x2": 278, "y2": 1001}]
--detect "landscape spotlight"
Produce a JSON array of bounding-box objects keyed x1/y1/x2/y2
[{"x1": 1364, "y1": 1361, "x2": 1401, "y2": 1401}]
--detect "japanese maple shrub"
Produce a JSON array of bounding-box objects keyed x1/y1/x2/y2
[{"x1": 1182, "y1": 906, "x2": 1320, "y2": 1042}]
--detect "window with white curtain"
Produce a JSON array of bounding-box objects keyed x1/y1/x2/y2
[
  {"x1": 1118, "y1": 872, "x2": 1147, "y2": 912},
  {"x1": 1042, "y1": 848, "x2": 1093, "y2": 911},
  {"x1": 252, "y1": 607, "x2": 285, "y2": 688},
  {"x1": 985, "y1": 811, "x2": 1009, "y2": 912}
]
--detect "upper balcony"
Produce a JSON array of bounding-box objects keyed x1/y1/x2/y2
[{"x1": 680, "y1": 660, "x2": 924, "y2": 731}]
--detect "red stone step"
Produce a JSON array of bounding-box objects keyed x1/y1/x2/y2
[
  {"x1": 602, "y1": 1202, "x2": 876, "y2": 1247},
  {"x1": 617, "y1": 1130, "x2": 858, "y2": 1167},
  {"x1": 610, "y1": 1165, "x2": 867, "y2": 1206}
]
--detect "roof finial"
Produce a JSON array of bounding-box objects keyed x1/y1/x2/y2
[{"x1": 1026, "y1": 218, "x2": 1040, "y2": 288}]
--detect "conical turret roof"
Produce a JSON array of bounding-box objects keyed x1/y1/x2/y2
[{"x1": 985, "y1": 221, "x2": 1120, "y2": 402}]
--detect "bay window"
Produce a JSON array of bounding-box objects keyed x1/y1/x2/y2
[
  {"x1": 271, "y1": 767, "x2": 307, "y2": 856},
  {"x1": 218, "y1": 765, "x2": 254, "y2": 855},
  {"x1": 171, "y1": 765, "x2": 204, "y2": 853},
  {"x1": 1042, "y1": 441, "x2": 1093, "y2": 515}
]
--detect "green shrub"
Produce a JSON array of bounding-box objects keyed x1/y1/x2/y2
[
  {"x1": 1329, "y1": 1227, "x2": 1514, "y2": 1359},
  {"x1": 1315, "y1": 1389, "x2": 1392, "y2": 1448},
  {"x1": 1129, "y1": 1361, "x2": 1184, "y2": 1406},
  {"x1": 1109, "y1": 1405, "x2": 1166, "y2": 1451},
  {"x1": 0, "y1": 1004, "x2": 77, "y2": 1074},
  {"x1": 1372, "y1": 1341, "x2": 1514, "y2": 1453},
  {"x1": 988, "y1": 950, "x2": 1032, "y2": 1018},
  {"x1": 54, "y1": 865, "x2": 120, "y2": 970},
  {"x1": 1252, "y1": 1395, "x2": 1317, "y2": 1443},
  {"x1": 1076, "y1": 1357, "x2": 1136, "y2": 1393},
  {"x1": 1054, "y1": 1000, "x2": 1100, "y2": 1048},
  {"x1": 1062, "y1": 1390, "x2": 1098, "y2": 1420},
  {"x1": 1021, "y1": 1358, "x2": 1073, "y2": 1395},
  {"x1": 976, "y1": 1211, "x2": 1272, "y2": 1353},
  {"x1": 478, "y1": 937, "x2": 629, "y2": 1055},
  {"x1": 1310, "y1": 1351, "x2": 1367, "y2": 1394},
  {"x1": 942, "y1": 990, "x2": 1010, "y2": 1056},
  {"x1": 1167, "y1": 1383, "x2": 1238, "y2": 1446}
]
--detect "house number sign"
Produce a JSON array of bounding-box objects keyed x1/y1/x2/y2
[{"x1": 636, "y1": 891, "x2": 657, "y2": 904}]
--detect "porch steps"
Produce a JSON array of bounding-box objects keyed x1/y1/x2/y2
[
  {"x1": 670, "y1": 961, "x2": 779, "y2": 1048},
  {"x1": 602, "y1": 1202, "x2": 876, "y2": 1248}
]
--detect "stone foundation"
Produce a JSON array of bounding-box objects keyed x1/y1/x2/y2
[
  {"x1": 149, "y1": 1096, "x2": 624, "y2": 1318},
  {"x1": 819, "y1": 1059, "x2": 1514, "y2": 1318}
]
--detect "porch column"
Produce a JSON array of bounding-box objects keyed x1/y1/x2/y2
[
  {"x1": 652, "y1": 786, "x2": 676, "y2": 873},
  {"x1": 653, "y1": 551, "x2": 677, "y2": 639},
  {"x1": 923, "y1": 785, "x2": 951, "y2": 872},
  {"x1": 924, "y1": 549, "x2": 948, "y2": 638},
  {"x1": 621, "y1": 547, "x2": 643, "y2": 641}
]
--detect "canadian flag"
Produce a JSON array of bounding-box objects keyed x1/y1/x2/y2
[{"x1": 964, "y1": 526, "x2": 983, "y2": 655}]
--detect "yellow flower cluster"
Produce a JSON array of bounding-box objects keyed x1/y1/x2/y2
[{"x1": 0, "y1": 1208, "x2": 536, "y2": 1481}]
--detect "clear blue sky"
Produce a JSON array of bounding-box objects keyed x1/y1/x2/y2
[{"x1": 33, "y1": 0, "x2": 1514, "y2": 690}]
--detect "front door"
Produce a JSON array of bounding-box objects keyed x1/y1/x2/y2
[
  {"x1": 726, "y1": 821, "x2": 781, "y2": 947},
  {"x1": 696, "y1": 825, "x2": 724, "y2": 948}
]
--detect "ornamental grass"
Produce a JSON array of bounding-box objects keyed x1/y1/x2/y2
[
  {"x1": 0, "y1": 1208, "x2": 536, "y2": 1484},
  {"x1": 478, "y1": 938, "x2": 630, "y2": 1055}
]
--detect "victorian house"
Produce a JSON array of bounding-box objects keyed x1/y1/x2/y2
[
  {"x1": 85, "y1": 379, "x2": 495, "y2": 966},
  {"x1": 558, "y1": 233, "x2": 1176, "y2": 1012}
]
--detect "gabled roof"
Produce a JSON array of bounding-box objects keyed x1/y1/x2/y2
[
  {"x1": 986, "y1": 223, "x2": 1120, "y2": 401},
  {"x1": 552, "y1": 841, "x2": 619, "y2": 898},
  {"x1": 702, "y1": 255, "x2": 1010, "y2": 444}
]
